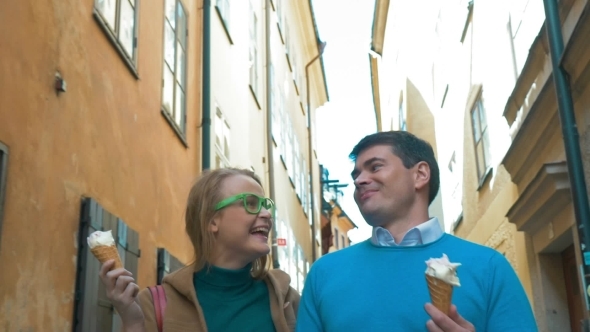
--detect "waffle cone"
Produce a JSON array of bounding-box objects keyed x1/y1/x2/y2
[
  {"x1": 426, "y1": 274, "x2": 453, "y2": 315},
  {"x1": 90, "y1": 245, "x2": 123, "y2": 269}
]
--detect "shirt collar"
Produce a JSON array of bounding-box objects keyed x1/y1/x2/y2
[{"x1": 370, "y1": 217, "x2": 443, "y2": 247}]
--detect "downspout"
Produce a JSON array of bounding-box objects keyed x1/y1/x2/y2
[
  {"x1": 201, "y1": 0, "x2": 211, "y2": 170},
  {"x1": 543, "y1": 0, "x2": 590, "y2": 313},
  {"x1": 305, "y1": 42, "x2": 326, "y2": 262},
  {"x1": 265, "y1": 0, "x2": 279, "y2": 269}
]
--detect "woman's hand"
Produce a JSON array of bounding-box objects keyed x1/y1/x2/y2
[{"x1": 99, "y1": 260, "x2": 146, "y2": 330}]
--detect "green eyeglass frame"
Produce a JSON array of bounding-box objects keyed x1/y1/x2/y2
[{"x1": 214, "y1": 193, "x2": 275, "y2": 214}]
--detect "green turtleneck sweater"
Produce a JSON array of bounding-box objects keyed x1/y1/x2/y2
[{"x1": 194, "y1": 264, "x2": 276, "y2": 332}]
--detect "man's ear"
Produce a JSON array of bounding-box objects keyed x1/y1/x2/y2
[{"x1": 414, "y1": 161, "x2": 431, "y2": 191}]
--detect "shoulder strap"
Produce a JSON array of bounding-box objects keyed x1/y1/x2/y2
[{"x1": 148, "y1": 285, "x2": 167, "y2": 332}]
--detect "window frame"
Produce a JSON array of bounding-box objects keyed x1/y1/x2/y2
[
  {"x1": 270, "y1": 64, "x2": 281, "y2": 145},
  {"x1": 279, "y1": 93, "x2": 288, "y2": 167},
  {"x1": 293, "y1": 137, "x2": 300, "y2": 196},
  {"x1": 161, "y1": 0, "x2": 189, "y2": 145},
  {"x1": 248, "y1": 2, "x2": 261, "y2": 107},
  {"x1": 471, "y1": 94, "x2": 492, "y2": 187},
  {"x1": 275, "y1": 0, "x2": 284, "y2": 43},
  {"x1": 0, "y1": 142, "x2": 8, "y2": 251},
  {"x1": 93, "y1": 0, "x2": 140, "y2": 77},
  {"x1": 157, "y1": 248, "x2": 185, "y2": 284},
  {"x1": 214, "y1": 106, "x2": 231, "y2": 168},
  {"x1": 283, "y1": 20, "x2": 292, "y2": 71},
  {"x1": 215, "y1": 0, "x2": 233, "y2": 44},
  {"x1": 399, "y1": 100, "x2": 407, "y2": 131}
]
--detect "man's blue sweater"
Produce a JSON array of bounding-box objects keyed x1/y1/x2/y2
[{"x1": 296, "y1": 234, "x2": 537, "y2": 331}]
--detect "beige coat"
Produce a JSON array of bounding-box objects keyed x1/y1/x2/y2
[{"x1": 137, "y1": 264, "x2": 300, "y2": 332}]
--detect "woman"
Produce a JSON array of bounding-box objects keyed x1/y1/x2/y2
[{"x1": 99, "y1": 168, "x2": 300, "y2": 332}]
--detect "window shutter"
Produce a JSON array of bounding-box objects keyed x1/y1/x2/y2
[
  {"x1": 0, "y1": 141, "x2": 9, "y2": 250},
  {"x1": 157, "y1": 248, "x2": 185, "y2": 284},
  {"x1": 73, "y1": 198, "x2": 140, "y2": 332},
  {"x1": 73, "y1": 198, "x2": 104, "y2": 332},
  {"x1": 97, "y1": 209, "x2": 118, "y2": 331}
]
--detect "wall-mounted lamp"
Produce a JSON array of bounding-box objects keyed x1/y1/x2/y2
[{"x1": 55, "y1": 72, "x2": 67, "y2": 93}]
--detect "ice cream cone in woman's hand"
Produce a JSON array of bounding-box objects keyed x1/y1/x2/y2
[{"x1": 88, "y1": 230, "x2": 123, "y2": 269}]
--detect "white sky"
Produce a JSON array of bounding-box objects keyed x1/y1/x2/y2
[{"x1": 312, "y1": 0, "x2": 377, "y2": 244}]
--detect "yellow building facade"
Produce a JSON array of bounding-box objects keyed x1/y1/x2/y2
[
  {"x1": 0, "y1": 0, "x2": 327, "y2": 329},
  {"x1": 371, "y1": 0, "x2": 590, "y2": 330},
  {"x1": 0, "y1": 0, "x2": 204, "y2": 330},
  {"x1": 370, "y1": 0, "x2": 445, "y2": 232},
  {"x1": 207, "y1": 0, "x2": 328, "y2": 292}
]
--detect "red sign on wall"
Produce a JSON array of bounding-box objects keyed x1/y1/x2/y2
[{"x1": 277, "y1": 238, "x2": 287, "y2": 246}]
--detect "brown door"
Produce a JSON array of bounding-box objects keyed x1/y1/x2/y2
[{"x1": 562, "y1": 245, "x2": 584, "y2": 332}]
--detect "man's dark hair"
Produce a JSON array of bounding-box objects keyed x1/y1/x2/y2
[{"x1": 349, "y1": 131, "x2": 440, "y2": 204}]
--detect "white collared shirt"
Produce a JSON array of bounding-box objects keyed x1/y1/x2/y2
[{"x1": 371, "y1": 217, "x2": 444, "y2": 247}]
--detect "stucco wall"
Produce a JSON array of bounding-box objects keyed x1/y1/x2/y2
[{"x1": 0, "y1": 0, "x2": 203, "y2": 330}]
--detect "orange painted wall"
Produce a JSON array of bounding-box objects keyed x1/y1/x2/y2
[{"x1": 0, "y1": 0, "x2": 203, "y2": 330}]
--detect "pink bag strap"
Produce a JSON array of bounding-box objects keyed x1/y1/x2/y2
[{"x1": 148, "y1": 285, "x2": 167, "y2": 332}]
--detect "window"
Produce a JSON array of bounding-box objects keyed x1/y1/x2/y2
[
  {"x1": 216, "y1": 0, "x2": 232, "y2": 42},
  {"x1": 297, "y1": 245, "x2": 304, "y2": 291},
  {"x1": 289, "y1": 231, "x2": 298, "y2": 289},
  {"x1": 293, "y1": 137, "x2": 300, "y2": 192},
  {"x1": 508, "y1": 0, "x2": 544, "y2": 76},
  {"x1": 249, "y1": 2, "x2": 260, "y2": 99},
  {"x1": 471, "y1": 96, "x2": 492, "y2": 183},
  {"x1": 271, "y1": 65, "x2": 281, "y2": 144},
  {"x1": 286, "y1": 118, "x2": 294, "y2": 182},
  {"x1": 0, "y1": 142, "x2": 8, "y2": 249},
  {"x1": 94, "y1": 0, "x2": 139, "y2": 73},
  {"x1": 291, "y1": 49, "x2": 299, "y2": 94},
  {"x1": 215, "y1": 107, "x2": 231, "y2": 168},
  {"x1": 275, "y1": 0, "x2": 284, "y2": 42},
  {"x1": 157, "y1": 248, "x2": 185, "y2": 284},
  {"x1": 299, "y1": 157, "x2": 306, "y2": 212},
  {"x1": 277, "y1": 212, "x2": 290, "y2": 271},
  {"x1": 162, "y1": 0, "x2": 188, "y2": 137},
  {"x1": 284, "y1": 22, "x2": 291, "y2": 69},
  {"x1": 73, "y1": 198, "x2": 140, "y2": 332},
  {"x1": 307, "y1": 173, "x2": 312, "y2": 221},
  {"x1": 399, "y1": 97, "x2": 406, "y2": 131},
  {"x1": 334, "y1": 229, "x2": 339, "y2": 249},
  {"x1": 279, "y1": 95, "x2": 288, "y2": 166}
]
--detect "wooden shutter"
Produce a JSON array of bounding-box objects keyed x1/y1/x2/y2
[
  {"x1": 73, "y1": 198, "x2": 140, "y2": 332},
  {"x1": 73, "y1": 198, "x2": 103, "y2": 332},
  {"x1": 157, "y1": 248, "x2": 185, "y2": 284},
  {"x1": 0, "y1": 141, "x2": 8, "y2": 252}
]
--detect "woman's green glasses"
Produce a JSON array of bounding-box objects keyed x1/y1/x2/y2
[{"x1": 214, "y1": 193, "x2": 275, "y2": 214}]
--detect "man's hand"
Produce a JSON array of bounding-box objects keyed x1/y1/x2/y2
[{"x1": 424, "y1": 303, "x2": 475, "y2": 332}]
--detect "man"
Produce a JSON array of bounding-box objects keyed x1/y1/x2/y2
[{"x1": 296, "y1": 131, "x2": 537, "y2": 331}]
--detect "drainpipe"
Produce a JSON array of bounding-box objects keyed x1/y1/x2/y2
[
  {"x1": 305, "y1": 41, "x2": 326, "y2": 262},
  {"x1": 265, "y1": 0, "x2": 279, "y2": 269},
  {"x1": 543, "y1": 0, "x2": 590, "y2": 313},
  {"x1": 201, "y1": 0, "x2": 211, "y2": 170}
]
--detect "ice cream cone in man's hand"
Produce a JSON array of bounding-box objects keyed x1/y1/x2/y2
[
  {"x1": 425, "y1": 254, "x2": 461, "y2": 315},
  {"x1": 88, "y1": 230, "x2": 123, "y2": 270}
]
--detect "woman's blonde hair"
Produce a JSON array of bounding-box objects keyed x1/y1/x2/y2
[{"x1": 185, "y1": 168, "x2": 270, "y2": 279}]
